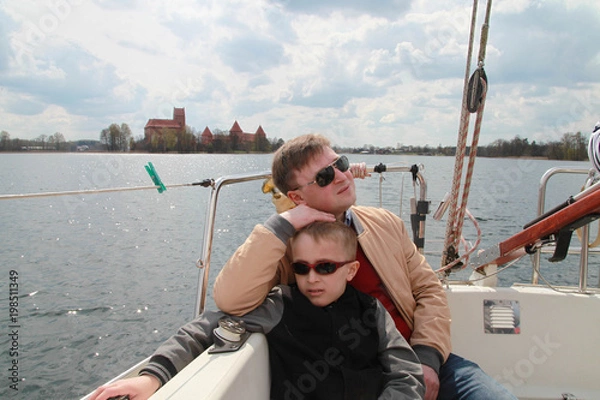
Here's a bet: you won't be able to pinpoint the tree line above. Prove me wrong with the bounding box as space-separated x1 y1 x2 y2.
471 132 588 160
338 132 589 162
1 131 69 151
0 128 591 161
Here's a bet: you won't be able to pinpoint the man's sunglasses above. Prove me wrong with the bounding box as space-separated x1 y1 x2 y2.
291 260 354 275
296 155 350 189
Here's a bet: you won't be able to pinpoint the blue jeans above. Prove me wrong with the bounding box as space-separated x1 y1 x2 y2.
438 353 517 400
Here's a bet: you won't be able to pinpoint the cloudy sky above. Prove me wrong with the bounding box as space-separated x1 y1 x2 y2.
1 0 599 148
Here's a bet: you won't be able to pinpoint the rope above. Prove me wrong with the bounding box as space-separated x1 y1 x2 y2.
442 0 481 266
442 0 493 268
454 78 487 236
436 207 482 275
478 0 493 64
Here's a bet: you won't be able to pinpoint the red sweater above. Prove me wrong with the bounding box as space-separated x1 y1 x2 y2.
350 244 412 341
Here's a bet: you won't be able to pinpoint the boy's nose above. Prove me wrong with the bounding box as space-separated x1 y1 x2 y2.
307 269 320 282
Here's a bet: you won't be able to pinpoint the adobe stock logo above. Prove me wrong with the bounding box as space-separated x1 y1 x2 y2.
495 333 561 392
476 158 536 209
61 154 127 218
282 307 379 400
12 0 84 67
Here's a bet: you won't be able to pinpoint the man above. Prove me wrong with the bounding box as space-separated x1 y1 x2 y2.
213 134 515 400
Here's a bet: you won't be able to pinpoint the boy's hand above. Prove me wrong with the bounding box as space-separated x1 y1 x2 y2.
89 375 160 400
280 204 336 230
422 365 440 400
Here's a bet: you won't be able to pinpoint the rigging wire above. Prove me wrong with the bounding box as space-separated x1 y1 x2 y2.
532 251 595 294
0 182 212 201
0 162 213 201
465 254 525 284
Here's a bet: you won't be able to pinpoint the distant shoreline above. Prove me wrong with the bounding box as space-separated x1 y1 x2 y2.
0 151 565 161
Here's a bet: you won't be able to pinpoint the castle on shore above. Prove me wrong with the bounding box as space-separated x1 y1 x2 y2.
144 107 186 141
200 120 266 145
144 108 267 145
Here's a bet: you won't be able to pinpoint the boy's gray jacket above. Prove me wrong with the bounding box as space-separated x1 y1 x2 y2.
141 285 425 399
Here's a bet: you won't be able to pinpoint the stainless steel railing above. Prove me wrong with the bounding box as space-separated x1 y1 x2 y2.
532 167 600 291
192 165 426 316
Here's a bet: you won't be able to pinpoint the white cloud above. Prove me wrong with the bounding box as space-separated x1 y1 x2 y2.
0 0 599 147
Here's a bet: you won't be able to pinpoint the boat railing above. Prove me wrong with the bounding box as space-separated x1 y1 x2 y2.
193 163 600 316
193 164 426 316
532 166 600 291
193 170 272 316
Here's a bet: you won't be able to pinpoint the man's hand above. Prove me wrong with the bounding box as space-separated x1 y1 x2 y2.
422 364 440 400
280 204 336 230
89 375 160 400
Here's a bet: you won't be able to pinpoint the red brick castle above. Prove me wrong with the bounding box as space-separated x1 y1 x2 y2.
144 108 267 146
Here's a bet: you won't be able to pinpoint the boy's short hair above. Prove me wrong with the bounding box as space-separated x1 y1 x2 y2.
291 221 357 260
272 134 331 195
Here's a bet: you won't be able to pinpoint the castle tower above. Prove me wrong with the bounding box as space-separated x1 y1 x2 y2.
173 108 185 128
201 126 213 145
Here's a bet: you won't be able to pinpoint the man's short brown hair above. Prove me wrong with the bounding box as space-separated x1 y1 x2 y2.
272 134 331 195
291 220 357 261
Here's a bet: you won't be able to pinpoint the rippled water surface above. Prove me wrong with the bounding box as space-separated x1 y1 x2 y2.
0 153 597 398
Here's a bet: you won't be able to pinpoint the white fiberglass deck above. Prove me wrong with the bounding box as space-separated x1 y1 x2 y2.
132 284 600 400
447 284 600 400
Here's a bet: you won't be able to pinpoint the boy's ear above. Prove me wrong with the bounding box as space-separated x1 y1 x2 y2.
346 261 360 281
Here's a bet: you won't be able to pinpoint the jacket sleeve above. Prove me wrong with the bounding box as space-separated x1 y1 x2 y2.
140 310 224 385
213 214 295 315
235 286 286 334
140 288 286 386
395 215 448 373
376 301 425 400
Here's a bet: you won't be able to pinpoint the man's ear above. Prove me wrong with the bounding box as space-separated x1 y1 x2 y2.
346 261 360 281
286 190 306 205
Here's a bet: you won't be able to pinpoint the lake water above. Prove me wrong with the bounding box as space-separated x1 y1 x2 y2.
0 153 598 399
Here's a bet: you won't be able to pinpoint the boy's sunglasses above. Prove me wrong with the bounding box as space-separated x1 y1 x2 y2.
295 155 350 189
291 260 354 275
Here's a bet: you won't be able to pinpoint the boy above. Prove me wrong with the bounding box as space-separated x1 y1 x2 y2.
90 221 425 400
